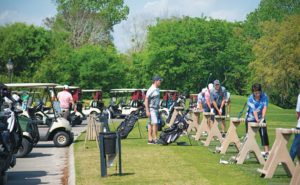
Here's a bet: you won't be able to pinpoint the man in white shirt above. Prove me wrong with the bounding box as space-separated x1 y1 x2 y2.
57 85 76 119
145 76 162 144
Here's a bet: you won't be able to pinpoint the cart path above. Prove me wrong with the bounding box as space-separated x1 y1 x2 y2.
7 122 87 185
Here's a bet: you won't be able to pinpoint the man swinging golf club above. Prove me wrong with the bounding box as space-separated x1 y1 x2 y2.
210 80 227 137
145 76 162 144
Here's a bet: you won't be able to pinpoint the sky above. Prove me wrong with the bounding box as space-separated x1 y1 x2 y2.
0 0 261 53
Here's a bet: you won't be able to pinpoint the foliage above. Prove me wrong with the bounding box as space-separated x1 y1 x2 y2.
0 23 52 80
45 0 129 48
250 14 300 108
143 17 252 94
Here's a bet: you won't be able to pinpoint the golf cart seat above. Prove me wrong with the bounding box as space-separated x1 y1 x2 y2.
90 101 103 109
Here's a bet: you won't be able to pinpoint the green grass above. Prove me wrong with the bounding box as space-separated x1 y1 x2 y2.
74 95 298 185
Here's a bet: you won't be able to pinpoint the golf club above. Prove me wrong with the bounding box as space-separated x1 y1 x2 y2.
238 102 247 119
206 73 212 88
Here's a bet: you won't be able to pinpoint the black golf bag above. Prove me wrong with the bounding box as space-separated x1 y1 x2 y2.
69 112 82 127
117 109 140 139
159 110 189 145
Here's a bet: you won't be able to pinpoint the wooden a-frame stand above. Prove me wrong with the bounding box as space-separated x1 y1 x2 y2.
201 115 224 146
234 122 266 165
167 106 184 127
193 112 214 141
216 118 245 154
257 128 300 178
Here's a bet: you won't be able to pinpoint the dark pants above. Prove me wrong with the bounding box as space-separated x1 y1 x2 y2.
290 127 300 161
211 105 225 121
246 119 269 146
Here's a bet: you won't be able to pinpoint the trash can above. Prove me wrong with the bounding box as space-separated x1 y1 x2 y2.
101 132 117 155
99 132 122 177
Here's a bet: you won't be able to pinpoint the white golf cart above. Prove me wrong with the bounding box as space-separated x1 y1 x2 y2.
6 83 74 147
107 89 145 118
80 89 103 116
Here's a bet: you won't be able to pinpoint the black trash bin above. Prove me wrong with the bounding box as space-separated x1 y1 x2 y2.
101 132 117 155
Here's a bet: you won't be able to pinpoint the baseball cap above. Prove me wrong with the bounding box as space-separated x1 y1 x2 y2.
153 76 163 82
63 85 69 90
214 80 220 85
201 88 207 93
208 83 213 90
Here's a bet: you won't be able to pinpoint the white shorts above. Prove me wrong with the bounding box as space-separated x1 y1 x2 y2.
150 108 159 125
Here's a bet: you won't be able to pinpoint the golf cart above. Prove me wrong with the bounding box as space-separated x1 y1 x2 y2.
159 90 178 121
3 90 40 157
189 94 198 109
81 89 103 116
6 83 74 147
107 89 145 118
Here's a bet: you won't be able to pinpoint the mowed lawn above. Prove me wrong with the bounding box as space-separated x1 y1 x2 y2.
74 95 298 185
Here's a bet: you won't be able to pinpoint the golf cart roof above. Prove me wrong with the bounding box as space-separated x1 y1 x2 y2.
110 89 147 93
160 90 178 93
82 89 102 92
55 85 80 89
5 83 59 88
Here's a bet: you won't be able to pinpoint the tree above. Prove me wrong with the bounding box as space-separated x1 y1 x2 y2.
143 16 251 94
250 14 300 107
45 0 129 49
0 23 53 82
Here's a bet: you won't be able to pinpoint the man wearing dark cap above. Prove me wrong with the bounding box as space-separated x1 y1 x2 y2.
145 76 162 144
210 79 227 137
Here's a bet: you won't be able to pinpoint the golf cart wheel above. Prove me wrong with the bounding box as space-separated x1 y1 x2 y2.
53 131 71 147
15 137 33 158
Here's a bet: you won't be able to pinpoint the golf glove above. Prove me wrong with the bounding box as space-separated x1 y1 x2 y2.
227 114 230 118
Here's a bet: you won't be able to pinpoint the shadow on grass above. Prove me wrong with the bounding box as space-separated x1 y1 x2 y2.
107 172 135 177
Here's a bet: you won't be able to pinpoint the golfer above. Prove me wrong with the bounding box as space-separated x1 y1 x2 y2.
246 83 269 160
57 85 76 120
210 80 226 137
289 93 300 161
145 76 162 144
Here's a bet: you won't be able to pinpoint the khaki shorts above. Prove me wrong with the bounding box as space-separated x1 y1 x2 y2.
150 108 159 125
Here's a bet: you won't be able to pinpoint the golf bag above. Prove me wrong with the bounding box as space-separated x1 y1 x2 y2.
0 85 23 178
117 109 140 139
69 112 82 127
166 92 186 123
159 110 189 145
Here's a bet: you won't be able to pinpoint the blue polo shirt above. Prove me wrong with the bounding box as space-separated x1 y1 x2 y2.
246 93 268 121
197 93 205 105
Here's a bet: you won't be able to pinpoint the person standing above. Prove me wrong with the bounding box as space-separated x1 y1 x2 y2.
145 76 162 144
210 80 226 137
57 85 76 120
246 83 269 160
195 88 207 125
289 93 300 161
21 91 29 110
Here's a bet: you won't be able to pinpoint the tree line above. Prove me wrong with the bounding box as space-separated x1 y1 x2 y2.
0 0 299 108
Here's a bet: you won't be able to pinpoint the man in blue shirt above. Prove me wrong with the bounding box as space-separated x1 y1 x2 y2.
289 93 300 161
246 83 269 160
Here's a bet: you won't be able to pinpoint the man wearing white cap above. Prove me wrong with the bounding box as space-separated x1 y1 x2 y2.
57 85 76 119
